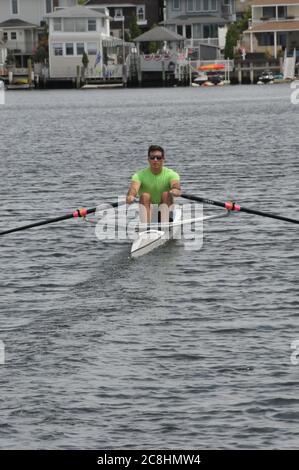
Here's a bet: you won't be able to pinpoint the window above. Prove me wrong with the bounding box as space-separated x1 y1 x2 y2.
53 18 62 31
88 19 96 31
278 6 287 18
187 0 193 11
76 19 86 32
177 25 183 36
53 43 63 56
87 42 97 55
64 19 75 32
137 6 145 20
45 0 52 14
65 43 74 55
63 18 87 32
193 24 201 39
258 32 274 46
76 43 85 55
187 0 216 11
3 32 8 41
211 0 217 10
262 7 275 18
186 25 192 39
203 24 218 38
115 8 123 18
195 0 202 10
173 0 181 9
11 0 18 15
11 32 17 40
203 0 209 11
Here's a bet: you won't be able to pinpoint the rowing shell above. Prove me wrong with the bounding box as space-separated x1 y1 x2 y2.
130 207 229 258
131 206 182 258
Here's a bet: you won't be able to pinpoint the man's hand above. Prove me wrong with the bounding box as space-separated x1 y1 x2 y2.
126 181 140 205
169 188 181 197
126 195 135 204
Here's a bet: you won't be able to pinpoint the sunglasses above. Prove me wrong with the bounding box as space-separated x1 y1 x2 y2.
149 156 164 161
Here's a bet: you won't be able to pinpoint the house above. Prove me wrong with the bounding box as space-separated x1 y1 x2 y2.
132 26 190 85
243 0 299 58
46 5 123 80
0 0 58 67
57 1 78 5
235 0 251 20
0 36 8 73
84 0 164 38
162 0 236 49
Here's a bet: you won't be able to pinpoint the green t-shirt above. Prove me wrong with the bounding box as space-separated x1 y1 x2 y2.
132 166 180 204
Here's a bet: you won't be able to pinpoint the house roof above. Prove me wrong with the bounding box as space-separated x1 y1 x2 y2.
0 19 38 28
244 20 299 33
134 26 184 42
161 15 229 25
46 6 108 18
252 0 299 5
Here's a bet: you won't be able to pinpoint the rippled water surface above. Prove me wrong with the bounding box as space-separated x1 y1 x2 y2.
0 85 299 449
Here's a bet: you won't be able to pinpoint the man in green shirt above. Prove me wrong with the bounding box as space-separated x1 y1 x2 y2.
126 145 181 223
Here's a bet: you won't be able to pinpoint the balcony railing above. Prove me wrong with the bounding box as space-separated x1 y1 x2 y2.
185 38 219 47
251 16 299 24
6 41 35 54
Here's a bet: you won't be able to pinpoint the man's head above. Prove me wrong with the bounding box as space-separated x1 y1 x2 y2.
148 145 165 174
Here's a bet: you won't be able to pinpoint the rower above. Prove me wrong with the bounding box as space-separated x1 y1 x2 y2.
126 145 181 224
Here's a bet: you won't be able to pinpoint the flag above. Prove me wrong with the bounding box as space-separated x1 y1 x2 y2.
94 51 101 68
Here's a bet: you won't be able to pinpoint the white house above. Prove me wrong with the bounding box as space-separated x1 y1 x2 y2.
46 6 115 78
0 0 56 67
0 36 8 71
0 0 56 27
162 0 236 47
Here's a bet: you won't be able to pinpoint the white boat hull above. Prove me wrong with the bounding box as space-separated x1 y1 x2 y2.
131 207 182 258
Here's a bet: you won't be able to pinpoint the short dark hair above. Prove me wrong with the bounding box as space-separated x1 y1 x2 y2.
148 145 164 158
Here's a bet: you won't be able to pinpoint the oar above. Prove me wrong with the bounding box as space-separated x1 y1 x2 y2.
181 193 299 225
0 201 121 236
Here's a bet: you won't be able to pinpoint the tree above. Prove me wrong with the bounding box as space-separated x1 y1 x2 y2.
33 46 47 63
224 23 240 59
148 42 159 53
129 14 141 40
82 51 89 69
33 24 49 64
224 8 252 59
5 52 15 67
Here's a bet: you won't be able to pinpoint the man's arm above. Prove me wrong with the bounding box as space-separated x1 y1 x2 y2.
126 181 141 204
169 179 181 197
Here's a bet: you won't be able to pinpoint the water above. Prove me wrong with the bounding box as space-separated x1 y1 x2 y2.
0 85 299 449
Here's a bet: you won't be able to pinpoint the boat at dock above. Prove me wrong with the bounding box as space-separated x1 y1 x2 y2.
257 70 274 84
